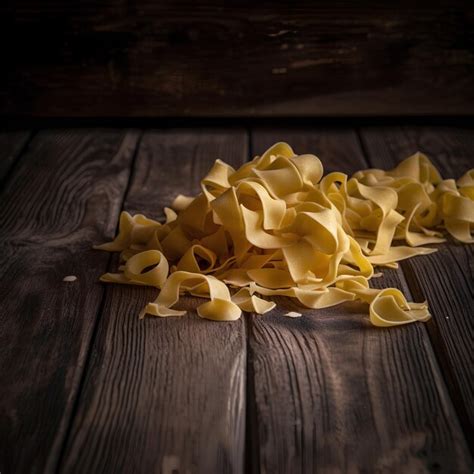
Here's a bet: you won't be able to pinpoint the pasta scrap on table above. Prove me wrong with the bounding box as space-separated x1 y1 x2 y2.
94 142 474 327
63 275 77 282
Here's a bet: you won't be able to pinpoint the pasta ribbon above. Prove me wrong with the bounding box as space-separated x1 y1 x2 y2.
96 143 473 327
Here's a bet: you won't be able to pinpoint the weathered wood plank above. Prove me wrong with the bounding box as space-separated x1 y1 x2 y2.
0 130 140 474
60 129 248 473
246 129 472 473
0 130 32 181
0 130 140 244
360 126 474 443
2 3 474 117
359 126 473 178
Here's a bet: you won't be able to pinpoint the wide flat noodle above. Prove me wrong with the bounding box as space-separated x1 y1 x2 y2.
95 143 474 327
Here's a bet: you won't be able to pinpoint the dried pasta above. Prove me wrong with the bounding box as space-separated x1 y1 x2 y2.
95 143 474 327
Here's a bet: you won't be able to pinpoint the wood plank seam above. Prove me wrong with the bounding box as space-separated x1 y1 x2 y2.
242 128 474 473
358 126 474 452
383 256 468 440
0 130 35 191
244 253 260 474
54 130 145 474
354 130 472 469
398 128 473 437
355 128 473 453
57 129 249 473
0 129 143 473
400 258 474 451
354 127 371 169
238 131 262 474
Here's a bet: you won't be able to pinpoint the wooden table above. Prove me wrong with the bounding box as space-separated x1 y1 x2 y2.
0 125 472 473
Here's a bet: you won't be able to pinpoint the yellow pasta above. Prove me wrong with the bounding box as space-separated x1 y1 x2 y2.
95 143 474 327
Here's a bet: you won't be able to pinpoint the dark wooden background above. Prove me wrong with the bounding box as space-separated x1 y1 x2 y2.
2 1 474 118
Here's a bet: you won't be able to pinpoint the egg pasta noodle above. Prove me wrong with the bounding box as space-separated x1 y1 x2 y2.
95 143 474 327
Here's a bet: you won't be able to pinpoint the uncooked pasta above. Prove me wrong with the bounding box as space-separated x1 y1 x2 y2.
95 143 474 327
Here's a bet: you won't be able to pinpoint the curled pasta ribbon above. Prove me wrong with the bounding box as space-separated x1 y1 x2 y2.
96 143 473 326
94 213 162 252
337 277 430 326
142 271 241 321
232 288 276 314
100 250 168 287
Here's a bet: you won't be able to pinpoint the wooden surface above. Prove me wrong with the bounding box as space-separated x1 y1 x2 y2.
0 130 31 181
60 130 249 473
360 126 474 445
0 125 472 473
247 129 472 473
2 2 474 117
0 130 139 473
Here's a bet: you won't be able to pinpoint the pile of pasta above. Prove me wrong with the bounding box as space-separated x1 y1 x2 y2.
96 142 474 327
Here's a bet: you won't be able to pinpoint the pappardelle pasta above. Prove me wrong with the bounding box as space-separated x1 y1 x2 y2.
95 143 474 327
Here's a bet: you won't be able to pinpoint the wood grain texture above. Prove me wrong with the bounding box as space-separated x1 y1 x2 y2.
0 130 139 474
2 2 474 117
0 130 32 181
60 129 249 473
0 130 140 243
360 126 474 443
247 129 472 473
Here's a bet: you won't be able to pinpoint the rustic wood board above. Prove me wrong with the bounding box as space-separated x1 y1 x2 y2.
246 129 472 473
360 125 474 444
3 3 474 117
59 130 249 473
0 130 32 181
1 126 472 474
0 130 139 473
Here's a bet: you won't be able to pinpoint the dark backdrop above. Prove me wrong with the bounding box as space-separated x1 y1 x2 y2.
2 1 473 118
